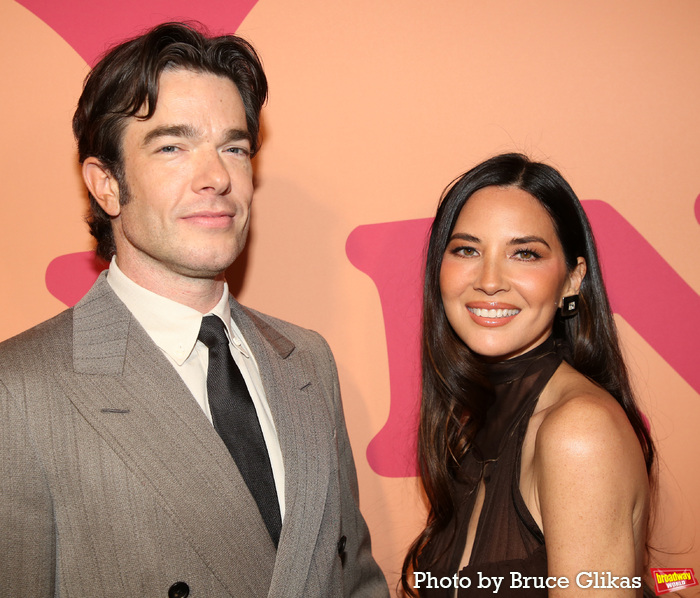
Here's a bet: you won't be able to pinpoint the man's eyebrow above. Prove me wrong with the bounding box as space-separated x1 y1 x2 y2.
222 128 252 145
141 125 252 147
509 235 551 248
141 124 198 147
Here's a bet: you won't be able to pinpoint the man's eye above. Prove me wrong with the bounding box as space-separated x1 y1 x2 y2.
158 145 178 153
226 147 250 156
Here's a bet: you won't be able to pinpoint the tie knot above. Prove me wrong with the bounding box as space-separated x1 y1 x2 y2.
198 315 229 348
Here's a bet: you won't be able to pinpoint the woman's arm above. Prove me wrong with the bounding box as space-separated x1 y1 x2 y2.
534 391 650 597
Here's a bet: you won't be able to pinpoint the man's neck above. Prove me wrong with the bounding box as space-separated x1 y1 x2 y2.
113 256 227 314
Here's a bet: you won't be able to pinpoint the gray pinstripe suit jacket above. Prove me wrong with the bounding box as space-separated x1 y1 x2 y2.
0 273 388 598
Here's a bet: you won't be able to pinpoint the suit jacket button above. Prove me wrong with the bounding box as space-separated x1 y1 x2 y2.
337 535 347 555
168 581 190 598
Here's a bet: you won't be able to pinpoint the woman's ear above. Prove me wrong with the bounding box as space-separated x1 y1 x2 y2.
566 256 587 296
82 158 122 217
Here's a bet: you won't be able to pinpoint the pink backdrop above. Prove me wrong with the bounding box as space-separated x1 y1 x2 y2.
1 0 698 590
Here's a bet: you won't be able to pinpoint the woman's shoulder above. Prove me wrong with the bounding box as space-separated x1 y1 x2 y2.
532 361 649 516
534 362 642 464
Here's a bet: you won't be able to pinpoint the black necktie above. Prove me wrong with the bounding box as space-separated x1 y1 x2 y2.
198 315 282 547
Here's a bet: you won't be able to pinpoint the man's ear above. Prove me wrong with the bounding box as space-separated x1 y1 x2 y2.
82 158 121 217
565 256 587 297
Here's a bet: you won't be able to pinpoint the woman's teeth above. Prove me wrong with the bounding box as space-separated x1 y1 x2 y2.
468 307 519 318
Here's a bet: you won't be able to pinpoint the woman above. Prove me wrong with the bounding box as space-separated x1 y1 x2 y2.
402 154 654 596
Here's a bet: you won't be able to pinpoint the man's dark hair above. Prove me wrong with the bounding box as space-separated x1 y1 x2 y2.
73 22 268 260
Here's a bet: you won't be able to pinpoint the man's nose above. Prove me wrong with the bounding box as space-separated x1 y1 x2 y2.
193 149 232 195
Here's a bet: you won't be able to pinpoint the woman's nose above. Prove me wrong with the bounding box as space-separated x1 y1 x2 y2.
473 256 507 294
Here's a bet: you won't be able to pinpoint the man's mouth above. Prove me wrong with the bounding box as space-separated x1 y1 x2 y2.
182 211 235 228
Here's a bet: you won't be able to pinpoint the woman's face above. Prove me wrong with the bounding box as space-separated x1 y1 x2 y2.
439 185 585 360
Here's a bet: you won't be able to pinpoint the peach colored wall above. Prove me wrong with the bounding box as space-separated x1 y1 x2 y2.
1 0 698 592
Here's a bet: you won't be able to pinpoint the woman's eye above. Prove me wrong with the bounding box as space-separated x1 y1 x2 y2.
451 246 478 257
514 249 540 260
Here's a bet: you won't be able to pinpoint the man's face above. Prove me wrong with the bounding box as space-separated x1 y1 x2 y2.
106 68 254 286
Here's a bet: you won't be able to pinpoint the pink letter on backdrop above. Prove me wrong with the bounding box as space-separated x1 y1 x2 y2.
346 219 431 478
17 0 259 66
347 199 700 478
45 252 108 307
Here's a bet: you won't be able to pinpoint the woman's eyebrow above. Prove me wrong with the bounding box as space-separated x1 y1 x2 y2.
448 233 480 243
509 235 551 249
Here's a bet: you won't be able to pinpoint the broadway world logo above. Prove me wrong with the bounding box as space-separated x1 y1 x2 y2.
651 568 698 595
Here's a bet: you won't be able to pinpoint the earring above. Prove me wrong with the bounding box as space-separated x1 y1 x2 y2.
560 295 579 317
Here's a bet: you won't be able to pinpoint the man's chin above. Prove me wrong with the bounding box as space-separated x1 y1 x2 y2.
174 261 236 280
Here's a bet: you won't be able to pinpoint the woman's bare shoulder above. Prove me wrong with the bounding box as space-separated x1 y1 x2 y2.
535 362 643 466
522 362 647 516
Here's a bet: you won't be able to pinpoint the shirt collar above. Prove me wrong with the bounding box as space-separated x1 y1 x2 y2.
106 258 234 365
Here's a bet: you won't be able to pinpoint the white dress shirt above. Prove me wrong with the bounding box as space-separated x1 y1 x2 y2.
107 259 285 519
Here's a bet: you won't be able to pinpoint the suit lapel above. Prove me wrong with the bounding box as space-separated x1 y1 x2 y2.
68 274 276 596
230 300 334 598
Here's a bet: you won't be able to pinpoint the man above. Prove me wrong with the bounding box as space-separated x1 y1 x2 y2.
0 22 388 598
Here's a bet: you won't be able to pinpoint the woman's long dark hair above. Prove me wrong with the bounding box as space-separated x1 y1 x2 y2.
402 153 655 595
